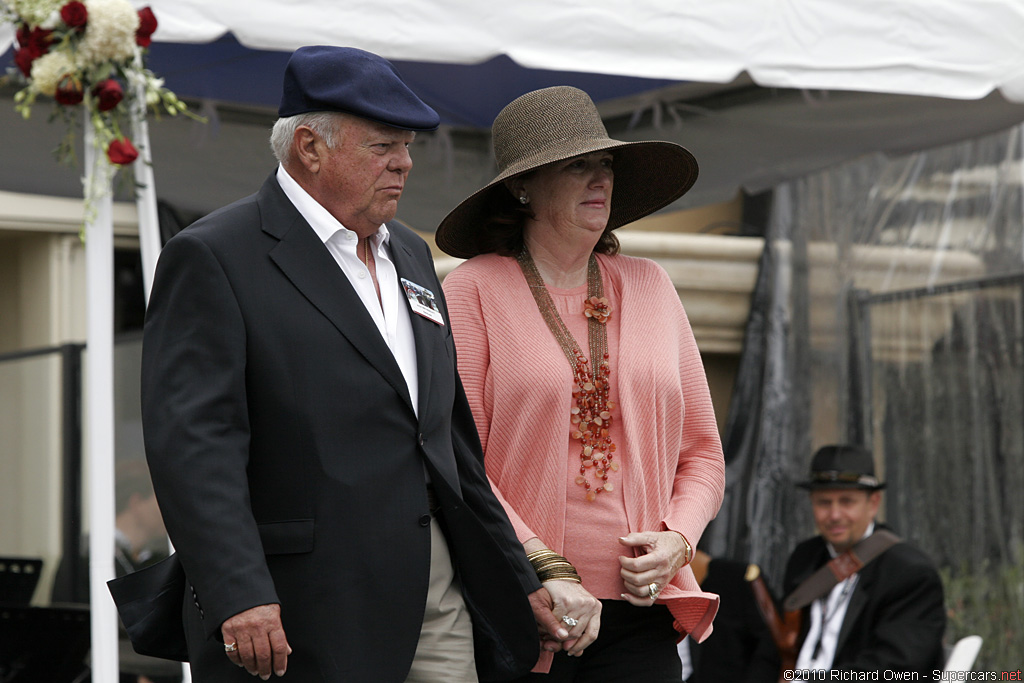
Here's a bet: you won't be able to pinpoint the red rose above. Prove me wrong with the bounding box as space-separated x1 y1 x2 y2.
107 138 139 166
135 7 158 47
13 25 53 76
56 74 85 106
26 27 54 55
14 48 35 77
16 23 53 52
92 79 124 112
60 1 89 29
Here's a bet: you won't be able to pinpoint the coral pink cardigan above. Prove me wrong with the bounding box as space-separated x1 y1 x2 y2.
443 252 724 645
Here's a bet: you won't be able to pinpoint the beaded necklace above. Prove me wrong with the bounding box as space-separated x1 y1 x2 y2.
517 249 618 501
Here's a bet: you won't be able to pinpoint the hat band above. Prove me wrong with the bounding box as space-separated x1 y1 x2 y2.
811 471 880 487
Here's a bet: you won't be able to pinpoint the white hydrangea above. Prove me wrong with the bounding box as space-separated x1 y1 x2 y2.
76 0 140 65
10 0 62 27
29 49 77 96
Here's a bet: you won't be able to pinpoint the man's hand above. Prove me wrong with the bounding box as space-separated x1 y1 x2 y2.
221 603 291 679
528 586 568 652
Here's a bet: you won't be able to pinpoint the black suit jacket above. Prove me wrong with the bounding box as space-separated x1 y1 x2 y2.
687 559 778 683
782 527 946 675
141 173 540 682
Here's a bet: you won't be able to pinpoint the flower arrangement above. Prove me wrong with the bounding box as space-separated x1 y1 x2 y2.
2 0 194 171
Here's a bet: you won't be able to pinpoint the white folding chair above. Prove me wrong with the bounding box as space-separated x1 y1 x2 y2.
943 635 983 672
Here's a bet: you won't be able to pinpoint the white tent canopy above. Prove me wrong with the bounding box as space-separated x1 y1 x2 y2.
4 0 1024 231
5 0 1022 102
98 0 1024 103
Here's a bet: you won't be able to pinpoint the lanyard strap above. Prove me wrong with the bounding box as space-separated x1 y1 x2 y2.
782 529 901 612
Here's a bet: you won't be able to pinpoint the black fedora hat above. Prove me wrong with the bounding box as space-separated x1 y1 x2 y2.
797 444 886 491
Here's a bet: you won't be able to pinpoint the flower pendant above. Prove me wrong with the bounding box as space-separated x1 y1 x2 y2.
583 296 612 324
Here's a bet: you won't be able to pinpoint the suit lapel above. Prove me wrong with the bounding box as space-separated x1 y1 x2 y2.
834 526 894 658
388 225 464 494
799 537 868 659
387 226 442 419
836 559 873 657
258 177 415 413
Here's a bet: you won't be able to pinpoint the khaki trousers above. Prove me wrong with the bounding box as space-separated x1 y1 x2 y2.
405 516 478 683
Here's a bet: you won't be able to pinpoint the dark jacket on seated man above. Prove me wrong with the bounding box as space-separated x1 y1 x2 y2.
782 445 946 675
683 551 778 683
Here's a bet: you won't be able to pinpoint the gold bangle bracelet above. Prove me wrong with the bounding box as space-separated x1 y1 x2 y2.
532 561 573 573
528 549 581 583
526 550 563 563
538 572 582 583
678 532 693 566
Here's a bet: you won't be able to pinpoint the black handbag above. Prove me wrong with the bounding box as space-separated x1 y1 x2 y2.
107 552 189 661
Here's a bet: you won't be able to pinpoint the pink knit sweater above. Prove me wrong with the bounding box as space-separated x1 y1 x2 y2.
443 252 725 645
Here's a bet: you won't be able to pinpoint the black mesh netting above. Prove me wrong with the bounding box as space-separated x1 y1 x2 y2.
707 123 1024 668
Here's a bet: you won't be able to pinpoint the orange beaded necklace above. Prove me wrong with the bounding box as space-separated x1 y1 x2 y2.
518 249 618 501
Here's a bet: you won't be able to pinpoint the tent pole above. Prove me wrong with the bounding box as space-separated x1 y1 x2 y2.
132 87 161 303
84 112 119 683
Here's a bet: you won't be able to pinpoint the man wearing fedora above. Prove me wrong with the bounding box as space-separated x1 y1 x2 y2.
781 444 946 676
141 46 562 682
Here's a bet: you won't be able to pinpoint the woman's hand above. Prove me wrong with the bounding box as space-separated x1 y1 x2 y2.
617 531 689 606
522 537 601 656
541 579 602 656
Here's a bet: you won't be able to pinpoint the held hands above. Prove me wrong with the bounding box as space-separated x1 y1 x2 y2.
618 531 690 606
221 603 292 679
539 579 602 656
523 538 601 657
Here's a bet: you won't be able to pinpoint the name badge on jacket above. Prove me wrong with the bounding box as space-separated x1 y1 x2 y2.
401 278 445 326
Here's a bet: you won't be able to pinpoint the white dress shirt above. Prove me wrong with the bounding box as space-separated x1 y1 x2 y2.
276 164 419 416
677 635 693 681
795 522 875 672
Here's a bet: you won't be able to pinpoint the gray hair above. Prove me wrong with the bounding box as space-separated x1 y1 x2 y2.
270 111 350 164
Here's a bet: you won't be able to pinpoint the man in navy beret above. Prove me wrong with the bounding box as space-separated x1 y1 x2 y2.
141 45 564 682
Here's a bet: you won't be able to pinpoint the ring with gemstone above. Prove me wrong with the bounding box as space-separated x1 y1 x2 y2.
648 582 660 599
224 641 238 653
561 615 579 628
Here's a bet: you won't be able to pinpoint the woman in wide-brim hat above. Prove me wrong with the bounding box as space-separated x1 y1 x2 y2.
437 85 725 680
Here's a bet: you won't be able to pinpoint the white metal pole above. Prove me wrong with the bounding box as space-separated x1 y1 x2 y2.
132 87 161 304
83 114 119 682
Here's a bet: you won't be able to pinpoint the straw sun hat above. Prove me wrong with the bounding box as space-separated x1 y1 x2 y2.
434 85 699 259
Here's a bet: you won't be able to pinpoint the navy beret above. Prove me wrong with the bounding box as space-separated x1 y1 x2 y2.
278 45 440 131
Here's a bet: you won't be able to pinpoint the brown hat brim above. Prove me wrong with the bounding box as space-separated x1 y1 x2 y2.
435 138 697 260
796 476 886 491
